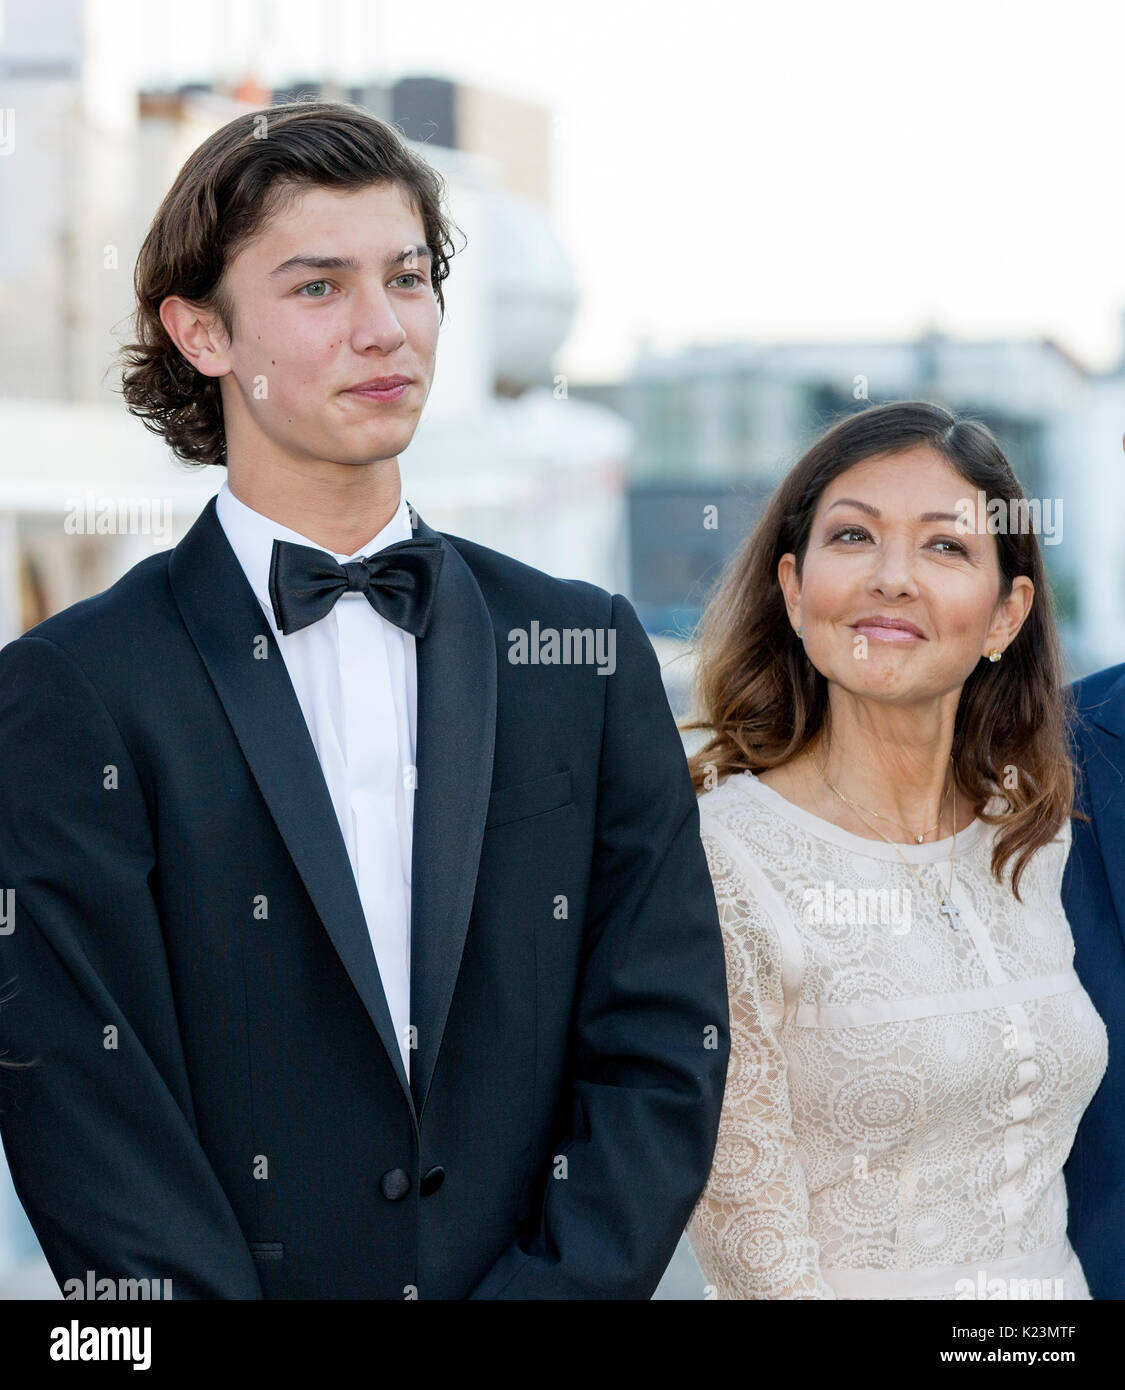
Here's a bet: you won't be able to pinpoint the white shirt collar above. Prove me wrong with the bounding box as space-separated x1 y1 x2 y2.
215 477 415 618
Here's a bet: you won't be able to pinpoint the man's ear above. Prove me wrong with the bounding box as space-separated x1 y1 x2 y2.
159 296 232 380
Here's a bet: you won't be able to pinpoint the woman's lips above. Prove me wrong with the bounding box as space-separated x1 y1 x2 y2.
851 622 925 643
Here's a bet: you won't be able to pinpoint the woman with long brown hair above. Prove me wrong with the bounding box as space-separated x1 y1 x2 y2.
682 400 1107 1299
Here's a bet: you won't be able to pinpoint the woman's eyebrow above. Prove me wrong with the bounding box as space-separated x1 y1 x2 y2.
825 498 963 523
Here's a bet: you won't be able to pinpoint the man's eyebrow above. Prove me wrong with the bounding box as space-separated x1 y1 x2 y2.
268 245 434 279
825 498 964 524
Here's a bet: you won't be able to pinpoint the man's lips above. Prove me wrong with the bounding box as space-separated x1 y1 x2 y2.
850 617 926 643
345 377 412 401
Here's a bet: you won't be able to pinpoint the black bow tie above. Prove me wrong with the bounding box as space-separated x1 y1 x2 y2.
268 535 444 637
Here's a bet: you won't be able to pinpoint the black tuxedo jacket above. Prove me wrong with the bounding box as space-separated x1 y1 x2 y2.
0 495 729 1299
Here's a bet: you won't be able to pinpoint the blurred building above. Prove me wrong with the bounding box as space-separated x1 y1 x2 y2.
391 76 554 207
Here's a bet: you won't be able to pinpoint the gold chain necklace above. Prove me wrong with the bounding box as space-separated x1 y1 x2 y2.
810 751 962 930
822 768 951 843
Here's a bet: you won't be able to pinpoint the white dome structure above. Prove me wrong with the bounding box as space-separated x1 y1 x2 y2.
486 188 579 390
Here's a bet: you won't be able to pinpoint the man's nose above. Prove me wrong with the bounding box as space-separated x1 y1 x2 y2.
354 285 407 351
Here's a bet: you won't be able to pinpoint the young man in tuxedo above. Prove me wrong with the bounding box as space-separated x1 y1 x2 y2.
0 101 729 1299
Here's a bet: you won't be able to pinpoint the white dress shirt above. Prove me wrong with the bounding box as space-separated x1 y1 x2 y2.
215 478 417 1078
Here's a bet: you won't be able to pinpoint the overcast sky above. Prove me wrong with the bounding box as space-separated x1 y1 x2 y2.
129 0 1125 380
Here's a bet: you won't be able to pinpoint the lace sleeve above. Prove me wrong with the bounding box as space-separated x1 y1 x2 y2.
687 817 836 1299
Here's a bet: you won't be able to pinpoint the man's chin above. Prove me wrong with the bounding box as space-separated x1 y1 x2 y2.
313 424 418 468
334 414 420 461
317 451 404 469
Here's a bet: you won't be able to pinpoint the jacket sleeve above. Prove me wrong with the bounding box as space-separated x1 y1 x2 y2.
0 634 264 1299
686 815 836 1298
468 592 731 1298
1062 686 1125 1300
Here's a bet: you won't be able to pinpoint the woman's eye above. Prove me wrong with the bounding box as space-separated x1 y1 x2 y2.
827 525 968 556
297 280 334 298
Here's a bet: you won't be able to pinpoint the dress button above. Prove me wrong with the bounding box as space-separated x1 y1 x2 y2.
420 1165 445 1196
380 1168 411 1201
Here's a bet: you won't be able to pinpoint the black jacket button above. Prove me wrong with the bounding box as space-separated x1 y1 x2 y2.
420 1165 445 1196
380 1168 411 1201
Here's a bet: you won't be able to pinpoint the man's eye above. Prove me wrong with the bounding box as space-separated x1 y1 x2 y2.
296 280 334 298
391 273 424 288
828 526 870 543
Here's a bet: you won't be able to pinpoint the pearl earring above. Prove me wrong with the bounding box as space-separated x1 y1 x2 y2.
988 649 1002 662
796 626 803 638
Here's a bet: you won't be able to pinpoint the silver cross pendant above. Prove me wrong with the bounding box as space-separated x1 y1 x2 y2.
939 895 961 930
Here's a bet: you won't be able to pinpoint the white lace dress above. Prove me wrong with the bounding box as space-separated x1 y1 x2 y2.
687 771 1108 1300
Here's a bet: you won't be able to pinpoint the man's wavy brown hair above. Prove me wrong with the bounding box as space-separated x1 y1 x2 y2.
118 99 461 468
680 399 1079 902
